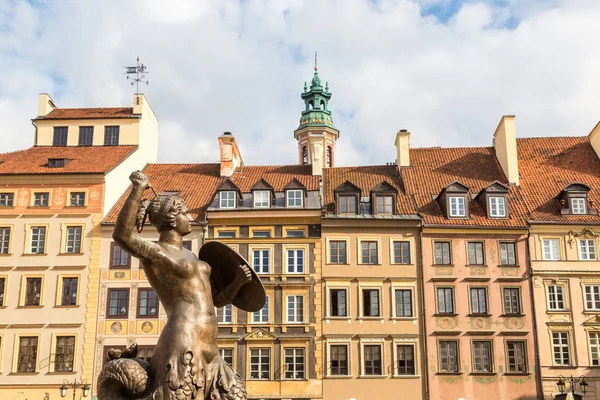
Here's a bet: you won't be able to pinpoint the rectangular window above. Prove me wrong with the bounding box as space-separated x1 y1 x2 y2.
571 197 587 214
287 249 304 273
252 230 271 238
590 333 600 366
287 295 304 323
61 277 78 306
104 126 120 145
0 227 10 254
506 341 527 372
78 126 94 146
65 226 82 253
253 191 270 208
579 239 597 260
467 242 484 265
220 348 234 367
217 230 236 238
489 196 506 217
252 249 269 274
437 287 454 314
17 336 38 372
585 285 600 311
110 243 131 268
393 241 411 264
449 196 466 217
500 242 517 265
338 195 356 214
252 296 269 323
284 348 305 379
25 277 42 306
286 229 305 238
249 348 270 380
54 336 75 372
0 193 14 207
138 346 154 363
69 192 86 207
138 288 158 317
219 191 236 209
395 289 413 317
363 345 382 375
472 341 493 373
33 192 49 207
376 195 393 214
330 345 348 376
0 277 5 306
286 190 303 207
361 241 378 264
552 332 571 366
439 341 459 373
543 239 560 260
470 287 488 314
547 285 566 311
330 240 347 264
53 127 68 146
396 345 415 375
503 288 521 314
330 289 347 317
362 289 380 317
434 242 451 265
107 289 129 318
217 304 233 324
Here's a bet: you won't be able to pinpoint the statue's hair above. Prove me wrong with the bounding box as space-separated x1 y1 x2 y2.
136 196 187 233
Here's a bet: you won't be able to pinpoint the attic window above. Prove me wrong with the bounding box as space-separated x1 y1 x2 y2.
48 158 71 168
489 197 506 217
557 183 596 216
449 196 466 217
438 181 469 219
253 190 271 208
571 198 586 214
220 191 236 209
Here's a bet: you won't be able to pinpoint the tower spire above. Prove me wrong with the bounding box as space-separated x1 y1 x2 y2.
314 51 318 71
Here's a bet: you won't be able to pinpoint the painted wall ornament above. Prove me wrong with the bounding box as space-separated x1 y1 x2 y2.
97 171 265 400
567 228 600 248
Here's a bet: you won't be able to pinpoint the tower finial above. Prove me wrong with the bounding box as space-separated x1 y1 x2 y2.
314 51 318 71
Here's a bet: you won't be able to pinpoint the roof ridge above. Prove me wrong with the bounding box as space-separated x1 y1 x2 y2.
517 135 589 141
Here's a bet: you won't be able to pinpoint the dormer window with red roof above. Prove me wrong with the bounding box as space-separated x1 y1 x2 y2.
216 179 241 209
284 178 306 208
220 192 236 209
334 181 360 215
475 182 510 219
251 179 274 209
557 183 596 216
48 158 71 168
371 182 397 215
438 182 469 219
489 197 506 217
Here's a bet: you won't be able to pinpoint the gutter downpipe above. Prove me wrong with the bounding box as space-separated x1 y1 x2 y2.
526 227 544 399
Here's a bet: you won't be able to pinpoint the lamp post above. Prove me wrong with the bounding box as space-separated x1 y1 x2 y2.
59 379 90 400
556 375 589 397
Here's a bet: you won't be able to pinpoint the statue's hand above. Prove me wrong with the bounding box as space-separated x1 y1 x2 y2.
236 264 253 285
130 171 150 189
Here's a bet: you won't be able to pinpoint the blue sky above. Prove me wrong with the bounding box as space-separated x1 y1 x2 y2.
0 0 598 166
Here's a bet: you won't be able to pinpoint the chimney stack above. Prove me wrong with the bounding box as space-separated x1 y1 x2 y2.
38 93 56 117
493 115 519 186
218 132 243 177
395 130 410 168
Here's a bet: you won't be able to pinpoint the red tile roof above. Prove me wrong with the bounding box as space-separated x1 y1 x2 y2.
229 165 320 192
36 107 136 120
517 137 600 223
0 145 137 175
323 165 416 215
401 146 528 227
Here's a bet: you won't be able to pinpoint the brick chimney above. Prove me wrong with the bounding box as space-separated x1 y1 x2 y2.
218 132 243 177
395 130 410 167
38 93 56 117
493 115 519 185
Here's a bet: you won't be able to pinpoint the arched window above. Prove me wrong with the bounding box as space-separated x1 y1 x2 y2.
327 146 332 167
308 101 314 110
302 146 308 165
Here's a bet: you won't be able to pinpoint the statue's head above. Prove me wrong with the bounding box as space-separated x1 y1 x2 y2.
137 196 193 235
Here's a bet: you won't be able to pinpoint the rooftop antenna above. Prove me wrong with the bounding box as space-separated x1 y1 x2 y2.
124 56 149 94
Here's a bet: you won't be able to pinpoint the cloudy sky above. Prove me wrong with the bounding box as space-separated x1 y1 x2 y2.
1 0 599 166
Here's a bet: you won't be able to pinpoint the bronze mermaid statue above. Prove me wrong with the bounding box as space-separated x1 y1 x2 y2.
97 171 265 400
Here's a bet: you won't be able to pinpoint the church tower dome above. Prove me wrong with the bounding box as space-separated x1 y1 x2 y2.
294 54 340 176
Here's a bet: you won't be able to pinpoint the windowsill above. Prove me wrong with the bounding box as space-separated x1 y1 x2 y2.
392 374 421 379
106 316 129 319
468 314 491 317
583 311 600 315
358 263 382 266
501 313 525 317
434 313 458 317
281 378 308 381
28 206 50 209
546 310 570 314
0 253 12 256
326 316 351 320
548 366 576 369
64 205 86 208
358 316 384 320
435 372 462 376
21 253 47 256
18 305 43 309
391 317 417 321
109 266 132 270
55 305 80 308
10 372 40 375
504 372 531 376
47 371 77 375
469 372 497 376
497 264 520 268
467 264 488 267
390 263 413 266
58 253 84 256
325 375 353 379
432 264 454 267
358 375 386 379
326 263 350 266
137 315 159 319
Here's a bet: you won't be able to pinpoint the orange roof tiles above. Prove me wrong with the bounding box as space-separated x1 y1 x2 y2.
36 107 136 120
517 137 600 223
0 145 137 175
229 165 319 192
402 146 528 227
323 165 415 215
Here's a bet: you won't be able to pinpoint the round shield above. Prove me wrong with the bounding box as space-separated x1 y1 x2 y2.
198 241 266 312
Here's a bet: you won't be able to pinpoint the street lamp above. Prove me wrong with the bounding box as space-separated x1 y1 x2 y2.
556 375 588 397
60 379 90 400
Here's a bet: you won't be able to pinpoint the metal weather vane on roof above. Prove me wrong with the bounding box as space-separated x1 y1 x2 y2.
124 56 149 94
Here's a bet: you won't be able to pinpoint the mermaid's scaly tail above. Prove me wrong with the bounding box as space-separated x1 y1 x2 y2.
97 350 156 400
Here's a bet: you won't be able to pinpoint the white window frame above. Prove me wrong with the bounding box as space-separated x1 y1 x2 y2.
0 227 10 254
489 196 506 217
249 348 270 380
251 296 269 323
552 331 571 366
283 348 305 380
590 332 600 366
585 285 600 311
219 191 236 209
571 197 587 214
286 295 304 323
286 190 303 207
65 226 82 254
253 191 270 208
449 196 466 217
216 304 233 324
30 226 47 254
542 239 560 260
547 284 566 311
286 249 305 274
579 239 597 260
252 249 270 274
219 347 234 367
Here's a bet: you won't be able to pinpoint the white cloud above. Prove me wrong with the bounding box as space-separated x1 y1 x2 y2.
1 0 600 167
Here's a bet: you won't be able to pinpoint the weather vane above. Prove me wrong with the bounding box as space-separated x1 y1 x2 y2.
124 56 149 94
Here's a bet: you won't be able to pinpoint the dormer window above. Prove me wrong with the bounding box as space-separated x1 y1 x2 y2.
338 195 356 214
449 196 465 217
489 197 506 217
571 198 587 214
220 191 236 209
286 190 303 207
375 195 393 214
253 191 271 208
48 158 71 168
557 183 596 216
370 182 397 215
475 182 509 219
